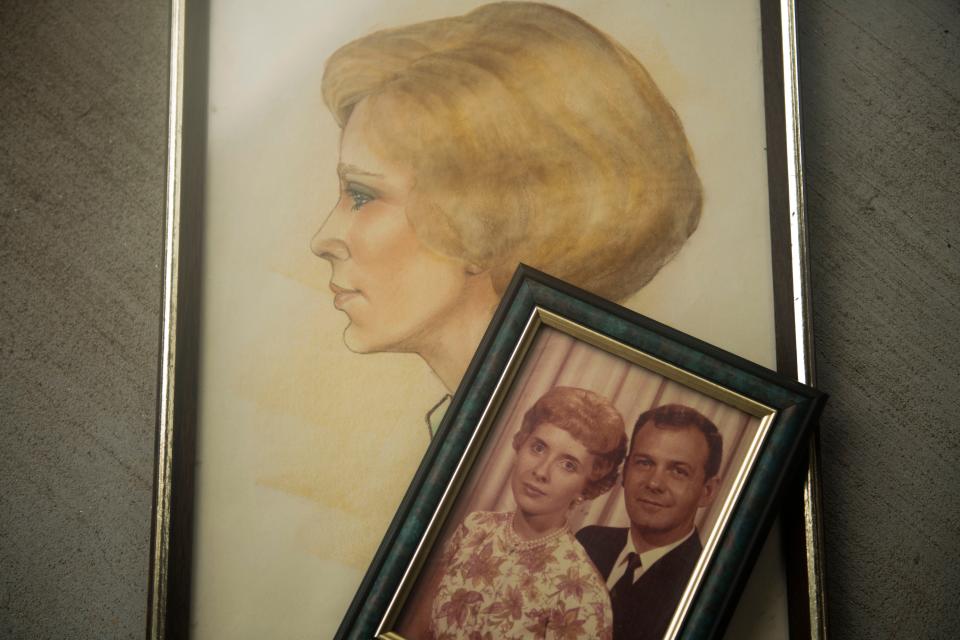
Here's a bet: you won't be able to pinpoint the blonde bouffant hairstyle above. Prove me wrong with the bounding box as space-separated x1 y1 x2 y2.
322 2 702 300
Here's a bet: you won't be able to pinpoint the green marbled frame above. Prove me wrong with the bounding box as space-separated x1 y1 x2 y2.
336 265 826 640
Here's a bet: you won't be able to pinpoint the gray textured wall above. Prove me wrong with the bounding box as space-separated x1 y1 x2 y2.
1 1 167 637
799 1 960 637
1 0 957 638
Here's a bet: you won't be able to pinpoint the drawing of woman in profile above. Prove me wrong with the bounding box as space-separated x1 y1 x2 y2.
312 2 702 430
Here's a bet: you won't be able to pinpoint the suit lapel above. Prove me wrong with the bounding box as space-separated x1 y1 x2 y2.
628 533 703 604
597 527 630 579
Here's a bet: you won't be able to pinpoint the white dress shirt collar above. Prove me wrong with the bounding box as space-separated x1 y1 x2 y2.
605 528 696 590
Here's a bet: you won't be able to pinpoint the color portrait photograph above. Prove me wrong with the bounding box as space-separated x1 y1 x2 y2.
392 326 766 640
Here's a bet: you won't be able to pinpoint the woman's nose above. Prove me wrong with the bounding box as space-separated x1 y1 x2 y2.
532 459 551 481
311 204 351 261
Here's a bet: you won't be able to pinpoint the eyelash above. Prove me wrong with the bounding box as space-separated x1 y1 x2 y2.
529 441 578 472
633 458 690 477
346 189 374 211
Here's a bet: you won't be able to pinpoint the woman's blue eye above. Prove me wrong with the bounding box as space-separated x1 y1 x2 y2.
348 189 374 211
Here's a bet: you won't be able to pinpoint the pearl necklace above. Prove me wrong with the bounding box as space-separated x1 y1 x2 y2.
504 513 569 552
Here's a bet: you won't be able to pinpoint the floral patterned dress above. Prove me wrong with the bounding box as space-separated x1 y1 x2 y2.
429 511 613 640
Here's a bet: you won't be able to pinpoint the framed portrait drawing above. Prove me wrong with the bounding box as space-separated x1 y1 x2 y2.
335 266 826 640
149 1 825 639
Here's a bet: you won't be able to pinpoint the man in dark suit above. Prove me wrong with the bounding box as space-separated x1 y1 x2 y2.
577 404 723 640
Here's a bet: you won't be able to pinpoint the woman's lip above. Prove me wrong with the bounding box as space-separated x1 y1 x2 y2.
522 482 546 498
329 282 358 294
330 283 361 309
333 290 360 309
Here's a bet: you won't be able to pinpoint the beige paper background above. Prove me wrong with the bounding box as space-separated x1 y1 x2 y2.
193 1 783 637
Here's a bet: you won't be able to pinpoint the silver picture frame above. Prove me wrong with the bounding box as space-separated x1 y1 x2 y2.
147 1 827 638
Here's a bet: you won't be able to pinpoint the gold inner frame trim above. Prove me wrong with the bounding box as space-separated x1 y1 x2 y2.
376 307 778 640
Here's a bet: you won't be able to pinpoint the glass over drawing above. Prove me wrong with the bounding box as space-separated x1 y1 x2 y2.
191 1 782 636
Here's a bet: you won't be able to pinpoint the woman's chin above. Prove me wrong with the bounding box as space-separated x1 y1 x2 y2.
342 325 377 354
342 323 402 355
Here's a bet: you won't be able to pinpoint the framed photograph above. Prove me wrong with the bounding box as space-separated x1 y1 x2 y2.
149 1 825 638
337 266 826 640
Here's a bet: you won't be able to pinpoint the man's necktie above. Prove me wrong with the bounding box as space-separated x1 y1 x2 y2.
611 552 642 600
